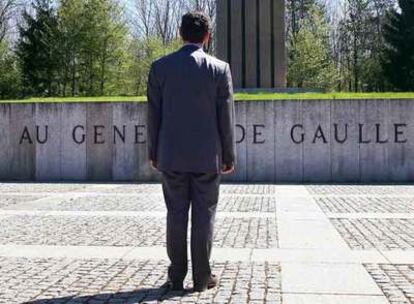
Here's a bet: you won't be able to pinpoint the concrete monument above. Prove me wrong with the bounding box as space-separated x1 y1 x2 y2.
1 99 413 183
216 0 287 88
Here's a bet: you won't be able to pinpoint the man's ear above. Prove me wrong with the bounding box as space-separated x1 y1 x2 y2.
179 27 183 39
203 32 211 44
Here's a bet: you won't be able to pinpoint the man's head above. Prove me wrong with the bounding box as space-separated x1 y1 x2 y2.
179 11 211 45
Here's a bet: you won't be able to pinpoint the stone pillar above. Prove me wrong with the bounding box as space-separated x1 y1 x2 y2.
216 0 287 89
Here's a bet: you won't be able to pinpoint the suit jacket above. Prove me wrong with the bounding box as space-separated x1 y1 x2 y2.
147 43 236 173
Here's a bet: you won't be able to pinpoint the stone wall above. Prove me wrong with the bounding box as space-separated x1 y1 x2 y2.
0 99 413 183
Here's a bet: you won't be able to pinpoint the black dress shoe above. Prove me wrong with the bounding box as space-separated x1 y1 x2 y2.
161 280 184 291
193 274 218 292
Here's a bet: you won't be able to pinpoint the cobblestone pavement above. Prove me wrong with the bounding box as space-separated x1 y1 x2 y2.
0 195 46 209
0 184 278 195
316 196 414 213
0 257 282 304
1 183 414 303
330 218 414 250
365 264 414 304
307 185 414 196
0 215 277 248
305 185 414 304
4 195 276 213
0 184 91 193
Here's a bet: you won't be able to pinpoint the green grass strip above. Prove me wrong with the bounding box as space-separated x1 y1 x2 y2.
1 92 414 103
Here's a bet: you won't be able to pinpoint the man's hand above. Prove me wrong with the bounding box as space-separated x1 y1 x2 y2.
149 160 158 171
221 163 235 175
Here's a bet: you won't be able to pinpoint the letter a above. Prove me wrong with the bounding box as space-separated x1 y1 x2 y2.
19 127 33 144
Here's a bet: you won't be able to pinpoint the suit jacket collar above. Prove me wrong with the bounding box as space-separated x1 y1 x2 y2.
180 43 204 53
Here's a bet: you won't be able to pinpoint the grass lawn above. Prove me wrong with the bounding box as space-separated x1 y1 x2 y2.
1 92 414 103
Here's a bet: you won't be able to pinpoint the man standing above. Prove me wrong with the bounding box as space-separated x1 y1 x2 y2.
147 12 236 292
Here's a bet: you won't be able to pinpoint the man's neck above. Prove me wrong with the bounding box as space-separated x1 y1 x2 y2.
184 41 203 48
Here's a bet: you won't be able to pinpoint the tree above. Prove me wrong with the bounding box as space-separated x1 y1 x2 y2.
333 0 396 91
132 0 184 45
131 0 216 51
58 0 130 96
339 0 370 92
78 0 129 96
57 0 83 96
0 0 19 43
0 40 21 98
16 0 60 96
288 4 338 90
382 0 414 91
128 36 181 96
131 0 156 39
286 0 317 39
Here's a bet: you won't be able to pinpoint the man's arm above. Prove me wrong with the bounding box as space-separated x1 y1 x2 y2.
147 63 162 168
217 63 236 172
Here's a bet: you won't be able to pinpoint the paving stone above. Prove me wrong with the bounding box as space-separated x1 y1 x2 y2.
316 196 414 213
10 194 276 213
80 184 163 194
0 257 281 304
2 182 413 303
365 264 414 304
330 218 414 250
220 185 276 195
78 184 277 196
307 185 414 196
0 215 277 248
0 183 90 193
0 195 45 209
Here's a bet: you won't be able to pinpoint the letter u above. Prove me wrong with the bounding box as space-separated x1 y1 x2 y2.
334 124 348 144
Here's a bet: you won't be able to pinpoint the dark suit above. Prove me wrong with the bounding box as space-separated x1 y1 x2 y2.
147 43 236 287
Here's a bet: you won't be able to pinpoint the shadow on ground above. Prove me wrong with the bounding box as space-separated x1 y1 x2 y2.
22 287 194 303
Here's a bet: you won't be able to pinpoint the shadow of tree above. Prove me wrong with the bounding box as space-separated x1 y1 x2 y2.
22 286 194 304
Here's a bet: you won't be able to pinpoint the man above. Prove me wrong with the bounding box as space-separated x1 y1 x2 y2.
147 11 236 292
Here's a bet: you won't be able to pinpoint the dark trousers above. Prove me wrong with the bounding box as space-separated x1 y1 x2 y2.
161 171 221 286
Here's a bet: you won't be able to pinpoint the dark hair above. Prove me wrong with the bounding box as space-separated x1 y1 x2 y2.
180 11 211 43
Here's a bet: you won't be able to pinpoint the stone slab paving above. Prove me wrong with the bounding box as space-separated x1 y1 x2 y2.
3 183 414 303
305 185 414 304
274 186 387 304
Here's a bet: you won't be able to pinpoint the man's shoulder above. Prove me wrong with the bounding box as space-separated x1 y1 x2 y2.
151 49 229 75
204 53 229 72
150 51 179 70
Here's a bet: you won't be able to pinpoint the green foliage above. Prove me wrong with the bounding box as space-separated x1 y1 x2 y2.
288 5 338 91
57 0 130 96
2 0 413 99
16 0 60 96
327 0 395 92
382 0 414 91
15 0 132 97
9 0 184 99
286 0 317 37
360 55 387 91
127 37 181 96
0 41 21 98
